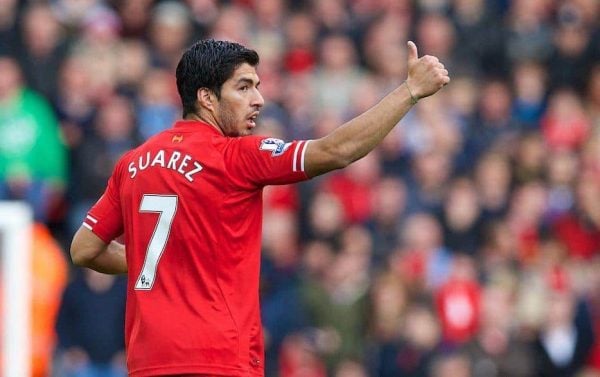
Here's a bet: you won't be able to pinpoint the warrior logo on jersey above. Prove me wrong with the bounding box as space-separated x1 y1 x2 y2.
259 138 292 157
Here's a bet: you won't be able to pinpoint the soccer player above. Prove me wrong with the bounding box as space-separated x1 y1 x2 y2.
70 39 449 376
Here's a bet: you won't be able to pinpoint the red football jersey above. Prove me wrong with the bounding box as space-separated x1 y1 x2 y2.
82 120 311 376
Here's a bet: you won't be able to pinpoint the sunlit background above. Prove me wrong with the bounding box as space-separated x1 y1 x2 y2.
1 0 599 376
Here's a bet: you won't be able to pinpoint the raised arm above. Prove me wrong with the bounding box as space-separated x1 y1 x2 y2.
304 41 450 177
71 226 127 275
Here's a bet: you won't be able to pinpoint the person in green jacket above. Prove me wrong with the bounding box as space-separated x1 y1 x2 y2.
0 56 67 221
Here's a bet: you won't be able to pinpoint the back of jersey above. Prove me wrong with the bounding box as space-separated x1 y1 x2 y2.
84 120 310 377
119 124 250 376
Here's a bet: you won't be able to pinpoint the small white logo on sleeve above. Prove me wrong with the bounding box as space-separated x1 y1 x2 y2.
259 138 292 157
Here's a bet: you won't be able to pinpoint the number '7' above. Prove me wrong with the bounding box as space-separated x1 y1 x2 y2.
135 194 178 290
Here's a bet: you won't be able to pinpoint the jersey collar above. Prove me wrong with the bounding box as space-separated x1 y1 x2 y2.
173 120 223 135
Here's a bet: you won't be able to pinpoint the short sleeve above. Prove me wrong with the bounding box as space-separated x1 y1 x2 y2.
225 136 312 188
82 161 125 243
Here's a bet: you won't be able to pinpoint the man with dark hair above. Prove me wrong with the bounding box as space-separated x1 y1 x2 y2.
70 39 449 376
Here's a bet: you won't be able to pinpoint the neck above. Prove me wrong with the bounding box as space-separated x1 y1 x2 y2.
184 112 223 135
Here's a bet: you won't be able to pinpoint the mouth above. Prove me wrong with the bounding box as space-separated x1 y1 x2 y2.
246 112 259 128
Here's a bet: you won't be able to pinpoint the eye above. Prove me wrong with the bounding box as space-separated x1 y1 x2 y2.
240 85 249 92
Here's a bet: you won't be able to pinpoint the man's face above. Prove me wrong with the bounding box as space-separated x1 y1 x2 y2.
215 63 264 137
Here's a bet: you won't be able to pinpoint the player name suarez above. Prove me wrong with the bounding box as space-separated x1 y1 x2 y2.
127 149 204 182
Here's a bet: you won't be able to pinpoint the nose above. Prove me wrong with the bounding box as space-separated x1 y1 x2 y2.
252 88 264 109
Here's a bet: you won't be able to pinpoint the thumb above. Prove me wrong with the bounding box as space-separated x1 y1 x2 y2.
407 41 418 64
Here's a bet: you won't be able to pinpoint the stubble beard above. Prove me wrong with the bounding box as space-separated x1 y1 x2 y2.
218 101 249 137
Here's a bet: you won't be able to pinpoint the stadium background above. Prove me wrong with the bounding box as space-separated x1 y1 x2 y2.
1 0 600 376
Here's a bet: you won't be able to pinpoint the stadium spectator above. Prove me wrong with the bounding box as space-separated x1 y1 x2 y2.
463 279 536 376
0 56 67 222
67 95 142 236
147 1 192 69
300 226 372 371
55 269 126 377
0 0 19 56
31 223 68 377
438 177 484 256
136 68 179 140
533 288 595 376
53 55 96 150
17 3 69 100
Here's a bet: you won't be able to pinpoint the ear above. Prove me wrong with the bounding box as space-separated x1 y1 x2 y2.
197 88 217 111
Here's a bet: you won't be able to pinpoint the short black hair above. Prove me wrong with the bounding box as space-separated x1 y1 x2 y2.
176 39 259 117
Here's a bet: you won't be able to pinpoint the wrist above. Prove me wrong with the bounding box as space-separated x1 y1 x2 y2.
404 80 419 105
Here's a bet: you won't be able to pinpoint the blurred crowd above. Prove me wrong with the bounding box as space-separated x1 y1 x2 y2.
1 0 600 376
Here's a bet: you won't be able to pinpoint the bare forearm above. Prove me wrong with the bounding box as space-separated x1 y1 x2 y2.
79 241 127 275
332 85 413 162
305 85 414 177
304 42 449 178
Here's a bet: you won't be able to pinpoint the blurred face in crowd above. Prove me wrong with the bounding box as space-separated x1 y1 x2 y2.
402 213 442 251
212 5 250 43
547 149 578 186
555 17 589 57
446 77 478 117
588 65 600 104
509 182 548 224
413 151 451 190
334 359 368 377
454 0 485 22
302 240 335 278
372 177 406 225
309 191 345 237
416 13 455 57
575 173 600 217
481 284 514 330
545 291 575 328
515 133 546 174
431 354 471 377
513 61 547 102
286 13 317 48
262 210 298 265
480 81 512 122
209 63 264 137
150 2 190 57
96 96 135 140
0 57 21 100
320 35 357 70
403 305 441 350
141 69 174 105
117 40 150 87
23 3 61 55
370 272 407 339
445 178 480 230
475 153 511 206
0 0 17 19
118 0 152 34
545 89 587 122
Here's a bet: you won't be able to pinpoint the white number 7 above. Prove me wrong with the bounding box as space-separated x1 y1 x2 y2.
135 194 178 290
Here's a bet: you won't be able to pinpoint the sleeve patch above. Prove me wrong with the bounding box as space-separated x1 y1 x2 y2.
259 138 292 157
